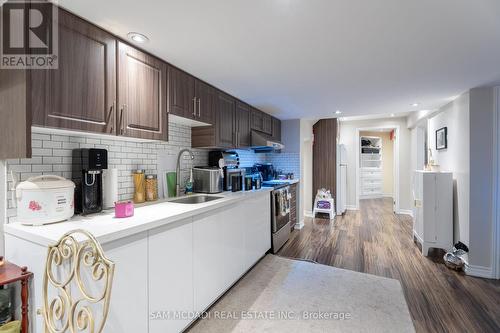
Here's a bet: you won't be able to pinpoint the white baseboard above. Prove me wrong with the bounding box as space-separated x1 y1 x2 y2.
398 209 414 217
294 219 305 230
382 194 394 198
346 205 358 211
304 210 314 218
465 265 496 279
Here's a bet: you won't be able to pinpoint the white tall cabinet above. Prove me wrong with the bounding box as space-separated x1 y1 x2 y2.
413 171 453 256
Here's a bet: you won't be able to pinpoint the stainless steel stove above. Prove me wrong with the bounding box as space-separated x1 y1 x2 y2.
263 181 291 253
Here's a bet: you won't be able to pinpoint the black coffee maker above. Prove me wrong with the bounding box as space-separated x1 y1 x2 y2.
72 148 108 214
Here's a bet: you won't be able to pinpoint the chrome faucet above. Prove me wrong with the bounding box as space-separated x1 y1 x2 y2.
176 148 195 197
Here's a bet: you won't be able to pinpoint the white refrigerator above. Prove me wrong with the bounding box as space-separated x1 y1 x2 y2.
336 144 347 215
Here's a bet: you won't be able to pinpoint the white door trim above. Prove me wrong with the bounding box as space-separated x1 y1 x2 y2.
493 86 500 279
355 126 400 213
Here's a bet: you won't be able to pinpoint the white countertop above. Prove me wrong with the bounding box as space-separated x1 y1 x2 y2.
262 178 300 185
4 188 272 247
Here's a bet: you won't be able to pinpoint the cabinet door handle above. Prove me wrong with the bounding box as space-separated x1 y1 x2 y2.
119 105 125 135
197 98 201 118
109 101 116 133
192 97 197 117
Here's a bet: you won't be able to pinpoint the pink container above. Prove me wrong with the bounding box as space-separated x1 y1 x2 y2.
115 201 134 218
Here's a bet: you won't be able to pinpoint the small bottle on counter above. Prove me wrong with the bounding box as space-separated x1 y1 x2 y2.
132 170 146 203
145 174 158 201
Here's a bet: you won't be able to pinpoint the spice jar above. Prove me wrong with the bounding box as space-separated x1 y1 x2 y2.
132 170 146 203
145 174 158 201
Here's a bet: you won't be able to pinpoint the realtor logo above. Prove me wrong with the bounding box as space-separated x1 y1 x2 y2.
1 0 58 69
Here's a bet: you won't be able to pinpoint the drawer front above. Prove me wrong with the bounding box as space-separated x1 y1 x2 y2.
361 170 382 179
361 178 382 187
361 187 382 196
362 182 382 190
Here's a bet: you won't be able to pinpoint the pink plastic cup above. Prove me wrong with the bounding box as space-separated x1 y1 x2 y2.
115 201 134 218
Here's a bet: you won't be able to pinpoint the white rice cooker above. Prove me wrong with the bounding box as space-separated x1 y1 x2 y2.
14 175 75 225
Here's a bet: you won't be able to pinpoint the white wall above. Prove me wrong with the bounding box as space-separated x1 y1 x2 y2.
300 119 315 220
468 87 496 269
427 92 470 245
339 117 412 212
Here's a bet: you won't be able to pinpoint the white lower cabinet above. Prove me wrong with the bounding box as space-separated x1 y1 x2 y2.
243 194 271 268
103 232 150 333
5 193 271 333
149 220 194 333
192 205 246 313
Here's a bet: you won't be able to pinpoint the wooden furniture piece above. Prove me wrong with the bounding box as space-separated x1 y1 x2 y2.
413 171 453 256
118 42 168 140
271 116 282 141
168 66 195 119
0 258 33 333
234 102 251 148
312 119 338 205
40 230 115 333
0 69 31 159
191 92 236 148
360 136 383 198
31 9 116 135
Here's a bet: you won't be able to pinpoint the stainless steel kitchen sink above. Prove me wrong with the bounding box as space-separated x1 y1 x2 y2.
168 195 224 204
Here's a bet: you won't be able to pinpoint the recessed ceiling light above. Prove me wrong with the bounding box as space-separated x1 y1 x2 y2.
410 103 420 107
390 113 395 117
335 110 342 114
127 32 149 43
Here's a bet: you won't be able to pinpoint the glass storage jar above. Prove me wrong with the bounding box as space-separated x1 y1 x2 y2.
132 170 146 203
145 174 158 201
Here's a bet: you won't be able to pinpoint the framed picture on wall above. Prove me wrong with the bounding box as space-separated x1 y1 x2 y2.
436 127 447 150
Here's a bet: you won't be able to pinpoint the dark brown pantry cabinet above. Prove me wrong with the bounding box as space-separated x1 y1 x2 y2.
234 102 251 147
31 9 116 134
118 42 168 140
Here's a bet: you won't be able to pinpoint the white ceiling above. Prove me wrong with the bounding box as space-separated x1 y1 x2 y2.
58 0 500 120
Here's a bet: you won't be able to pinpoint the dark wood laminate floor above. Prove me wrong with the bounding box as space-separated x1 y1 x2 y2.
278 198 500 333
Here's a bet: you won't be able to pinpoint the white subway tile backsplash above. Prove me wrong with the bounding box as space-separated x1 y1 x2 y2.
43 140 62 149
6 123 208 223
43 156 62 164
32 164 53 172
51 135 70 142
32 148 52 156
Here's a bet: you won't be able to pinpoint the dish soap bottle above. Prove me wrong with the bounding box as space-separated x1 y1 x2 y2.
185 169 194 195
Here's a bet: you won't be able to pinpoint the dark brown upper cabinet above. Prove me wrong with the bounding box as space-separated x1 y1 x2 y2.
235 102 251 147
251 108 264 132
271 117 282 142
262 113 272 135
191 91 235 148
117 42 168 140
168 66 195 119
216 93 236 148
31 9 116 134
195 80 216 124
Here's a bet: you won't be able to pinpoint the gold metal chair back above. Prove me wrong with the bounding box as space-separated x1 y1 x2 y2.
41 229 115 333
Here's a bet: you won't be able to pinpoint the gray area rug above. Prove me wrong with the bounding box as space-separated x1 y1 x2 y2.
188 255 414 333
